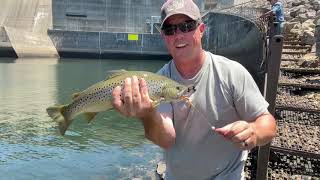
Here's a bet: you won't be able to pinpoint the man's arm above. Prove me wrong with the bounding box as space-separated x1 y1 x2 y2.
259 10 275 22
112 76 176 149
249 113 276 146
140 107 175 149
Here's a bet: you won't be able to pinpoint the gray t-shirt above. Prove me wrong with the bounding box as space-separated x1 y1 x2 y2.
157 51 269 180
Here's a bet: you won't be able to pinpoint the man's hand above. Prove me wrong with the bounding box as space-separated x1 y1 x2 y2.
112 76 176 149
214 121 257 150
112 76 154 119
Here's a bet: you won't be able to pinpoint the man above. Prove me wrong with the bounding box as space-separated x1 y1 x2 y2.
260 0 285 34
112 0 276 179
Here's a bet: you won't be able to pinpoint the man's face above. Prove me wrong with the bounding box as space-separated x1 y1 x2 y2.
161 14 205 62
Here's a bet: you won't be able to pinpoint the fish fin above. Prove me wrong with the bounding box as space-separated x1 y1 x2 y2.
71 92 81 100
106 69 127 79
151 100 161 108
84 112 98 123
46 105 71 135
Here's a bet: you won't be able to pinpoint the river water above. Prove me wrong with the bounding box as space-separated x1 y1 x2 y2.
0 58 169 180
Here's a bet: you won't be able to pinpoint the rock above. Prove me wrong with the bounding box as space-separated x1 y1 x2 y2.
290 23 303 36
300 31 315 45
311 0 320 11
283 21 300 34
289 5 306 18
292 1 306 7
311 44 316 53
306 10 317 19
301 19 316 32
289 18 302 23
284 12 293 21
301 52 318 61
300 59 320 67
314 14 320 24
156 161 166 180
297 13 309 23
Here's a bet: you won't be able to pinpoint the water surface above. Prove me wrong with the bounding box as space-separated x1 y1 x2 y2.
0 58 168 180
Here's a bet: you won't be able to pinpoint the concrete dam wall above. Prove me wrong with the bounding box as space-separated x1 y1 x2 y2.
52 0 204 33
0 0 267 80
48 30 169 59
0 0 58 58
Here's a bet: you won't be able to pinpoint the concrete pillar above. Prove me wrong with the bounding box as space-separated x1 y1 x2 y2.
316 19 320 57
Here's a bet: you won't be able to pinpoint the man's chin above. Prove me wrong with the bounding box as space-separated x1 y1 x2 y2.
173 54 193 62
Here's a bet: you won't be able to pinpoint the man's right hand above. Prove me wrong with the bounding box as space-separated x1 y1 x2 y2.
112 76 154 119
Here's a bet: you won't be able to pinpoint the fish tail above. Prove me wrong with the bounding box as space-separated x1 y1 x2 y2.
46 105 71 135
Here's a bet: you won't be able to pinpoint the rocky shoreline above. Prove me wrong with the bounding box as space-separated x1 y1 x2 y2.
247 0 319 60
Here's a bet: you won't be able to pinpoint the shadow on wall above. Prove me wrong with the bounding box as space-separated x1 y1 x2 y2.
202 11 266 92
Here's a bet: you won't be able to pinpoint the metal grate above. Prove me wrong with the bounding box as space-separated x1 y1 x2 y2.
268 150 320 178
276 90 320 112
273 109 320 154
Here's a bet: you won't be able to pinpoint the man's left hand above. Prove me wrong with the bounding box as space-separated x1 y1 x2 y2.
214 121 257 150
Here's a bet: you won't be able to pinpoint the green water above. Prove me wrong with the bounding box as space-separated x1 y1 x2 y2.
0 58 168 180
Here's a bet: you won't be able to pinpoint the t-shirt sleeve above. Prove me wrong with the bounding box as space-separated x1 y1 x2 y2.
157 61 171 77
231 64 269 121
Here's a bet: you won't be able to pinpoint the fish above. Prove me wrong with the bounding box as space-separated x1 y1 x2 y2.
46 70 195 135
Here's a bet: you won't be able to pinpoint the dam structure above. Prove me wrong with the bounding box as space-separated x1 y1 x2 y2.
49 0 169 59
0 0 259 60
0 0 58 58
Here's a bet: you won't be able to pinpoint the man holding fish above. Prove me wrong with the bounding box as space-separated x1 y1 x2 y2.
112 0 276 179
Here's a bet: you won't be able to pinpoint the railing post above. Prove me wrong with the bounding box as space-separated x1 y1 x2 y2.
256 34 283 180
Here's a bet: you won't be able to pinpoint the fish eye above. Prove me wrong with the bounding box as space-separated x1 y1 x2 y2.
176 87 180 90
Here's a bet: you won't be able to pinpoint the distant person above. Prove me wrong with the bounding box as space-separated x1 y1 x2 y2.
260 0 285 34
112 0 276 179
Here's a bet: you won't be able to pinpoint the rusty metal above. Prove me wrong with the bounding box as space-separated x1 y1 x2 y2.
283 45 312 50
280 58 300 62
283 41 303 45
281 51 308 55
278 83 320 90
271 146 320 162
278 73 320 90
269 147 320 177
280 67 320 74
275 106 320 114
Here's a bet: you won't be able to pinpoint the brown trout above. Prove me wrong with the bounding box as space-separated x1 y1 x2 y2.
46 70 195 135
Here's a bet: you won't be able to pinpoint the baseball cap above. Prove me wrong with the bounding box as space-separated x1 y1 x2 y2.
160 0 201 28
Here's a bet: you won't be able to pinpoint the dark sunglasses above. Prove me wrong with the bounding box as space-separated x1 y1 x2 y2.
161 20 200 36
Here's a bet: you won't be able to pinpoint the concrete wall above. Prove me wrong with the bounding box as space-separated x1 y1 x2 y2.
0 0 52 32
0 27 9 42
52 0 164 32
0 26 18 58
48 30 169 59
204 0 252 9
52 0 204 33
0 0 57 57
48 9 266 90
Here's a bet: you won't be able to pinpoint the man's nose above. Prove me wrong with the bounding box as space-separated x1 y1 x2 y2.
174 28 185 37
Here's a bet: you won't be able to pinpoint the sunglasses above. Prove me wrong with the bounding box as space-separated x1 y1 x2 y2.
161 20 200 36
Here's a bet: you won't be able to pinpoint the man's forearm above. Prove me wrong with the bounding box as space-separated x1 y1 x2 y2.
250 113 277 146
141 110 176 149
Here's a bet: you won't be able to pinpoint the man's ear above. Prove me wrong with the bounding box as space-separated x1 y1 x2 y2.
199 23 206 36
